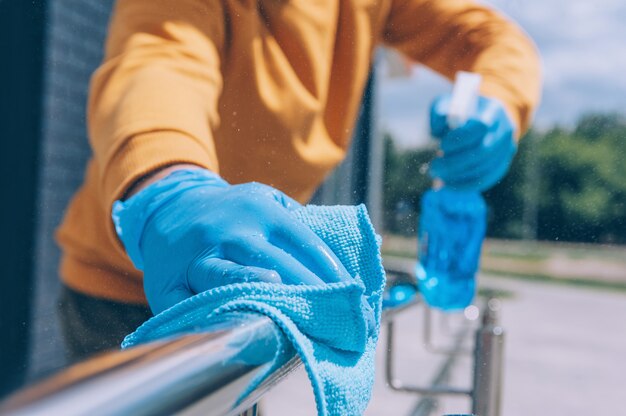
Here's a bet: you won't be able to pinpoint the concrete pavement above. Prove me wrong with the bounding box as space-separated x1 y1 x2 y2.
263 274 626 415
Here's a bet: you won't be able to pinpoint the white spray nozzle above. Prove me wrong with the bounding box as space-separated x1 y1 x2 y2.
447 71 482 129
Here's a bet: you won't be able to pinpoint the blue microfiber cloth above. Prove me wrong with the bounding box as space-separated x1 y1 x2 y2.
122 204 386 415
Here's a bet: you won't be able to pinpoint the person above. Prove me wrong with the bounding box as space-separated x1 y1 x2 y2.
56 0 541 360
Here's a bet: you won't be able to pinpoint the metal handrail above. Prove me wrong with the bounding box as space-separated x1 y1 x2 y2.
0 316 300 416
383 256 505 416
1 295 412 416
2 259 504 416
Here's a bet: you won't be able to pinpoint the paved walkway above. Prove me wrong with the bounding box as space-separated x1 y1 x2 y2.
485 274 626 416
263 274 626 415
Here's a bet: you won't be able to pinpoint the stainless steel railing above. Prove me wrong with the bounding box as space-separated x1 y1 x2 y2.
1 316 300 416
383 257 505 416
2 258 505 416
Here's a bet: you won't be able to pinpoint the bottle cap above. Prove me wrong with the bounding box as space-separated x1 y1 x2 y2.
447 71 482 129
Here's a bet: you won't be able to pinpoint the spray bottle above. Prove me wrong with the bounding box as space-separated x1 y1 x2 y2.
416 72 487 311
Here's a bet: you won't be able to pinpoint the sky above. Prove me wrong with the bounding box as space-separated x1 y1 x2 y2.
378 0 626 148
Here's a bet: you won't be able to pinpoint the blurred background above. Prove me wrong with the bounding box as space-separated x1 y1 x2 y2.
367 1 626 414
1 0 625 415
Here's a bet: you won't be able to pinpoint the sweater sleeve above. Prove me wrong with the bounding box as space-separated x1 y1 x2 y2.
88 0 225 209
382 0 542 137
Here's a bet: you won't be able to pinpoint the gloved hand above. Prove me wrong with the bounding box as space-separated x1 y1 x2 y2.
429 94 517 191
112 168 354 314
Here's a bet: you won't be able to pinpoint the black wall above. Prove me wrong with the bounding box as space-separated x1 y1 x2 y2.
0 0 47 395
0 0 115 394
27 0 114 381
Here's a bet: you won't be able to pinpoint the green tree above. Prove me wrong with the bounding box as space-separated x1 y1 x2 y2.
383 113 626 244
535 114 626 242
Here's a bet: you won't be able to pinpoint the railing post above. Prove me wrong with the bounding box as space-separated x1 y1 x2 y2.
471 298 505 416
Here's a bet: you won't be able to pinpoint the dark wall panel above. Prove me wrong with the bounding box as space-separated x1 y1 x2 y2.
0 0 47 396
28 0 114 379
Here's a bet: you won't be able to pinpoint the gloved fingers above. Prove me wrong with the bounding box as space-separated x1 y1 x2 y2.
432 94 514 142
478 137 516 187
226 239 326 286
149 287 194 315
471 151 514 191
430 149 487 183
442 163 500 190
260 183 305 210
187 257 282 294
272 190 302 211
444 143 514 190
474 96 508 128
429 94 452 138
235 182 302 211
439 119 488 155
475 97 517 149
490 115 516 148
431 129 514 187
271 216 353 284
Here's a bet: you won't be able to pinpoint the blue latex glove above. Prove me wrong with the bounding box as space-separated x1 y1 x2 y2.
112 168 354 314
429 94 517 191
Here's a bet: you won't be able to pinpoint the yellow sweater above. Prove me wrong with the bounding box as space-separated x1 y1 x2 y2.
57 0 541 304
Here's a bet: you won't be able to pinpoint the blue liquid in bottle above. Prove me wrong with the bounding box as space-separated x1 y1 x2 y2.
416 188 486 311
